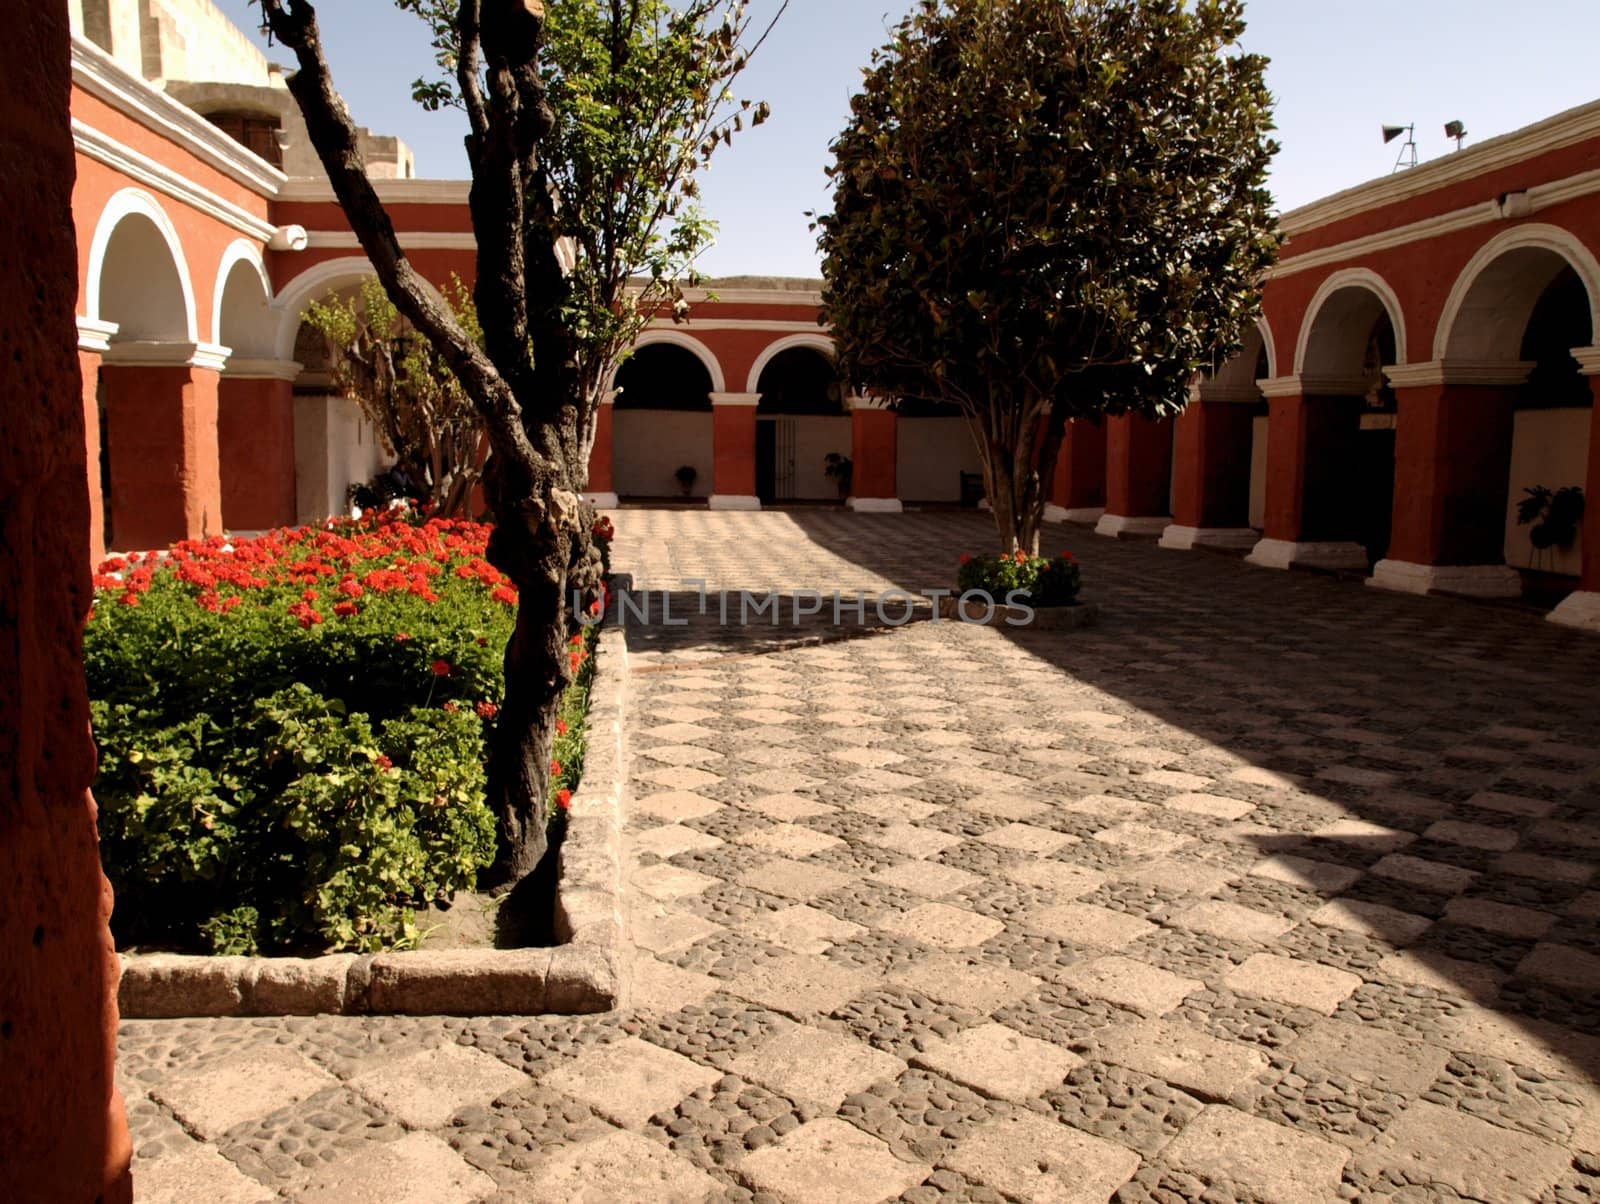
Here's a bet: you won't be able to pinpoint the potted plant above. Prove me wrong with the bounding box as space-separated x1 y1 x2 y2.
945 549 1096 629
824 453 853 499
674 465 698 498
1518 485 1585 572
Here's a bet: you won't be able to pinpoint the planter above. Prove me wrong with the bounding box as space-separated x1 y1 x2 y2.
938 594 1099 629
117 624 633 1019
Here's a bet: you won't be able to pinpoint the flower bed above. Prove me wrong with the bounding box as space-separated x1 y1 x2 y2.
87 511 597 956
957 549 1083 606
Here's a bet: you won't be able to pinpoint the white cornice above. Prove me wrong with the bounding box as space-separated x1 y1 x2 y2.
77 316 118 353
687 288 824 307
1272 166 1600 281
1256 374 1372 398
73 118 276 242
660 318 828 333
71 35 285 199
101 340 231 371
709 392 762 407
1383 360 1535 388
222 358 303 382
1572 346 1600 377
1279 98 1600 238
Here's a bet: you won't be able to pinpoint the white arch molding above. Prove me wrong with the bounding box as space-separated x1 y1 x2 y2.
743 332 838 394
1210 317 1277 393
270 256 453 361
84 186 199 341
1256 316 1278 382
608 329 727 395
212 238 274 356
1432 222 1600 361
1293 267 1409 378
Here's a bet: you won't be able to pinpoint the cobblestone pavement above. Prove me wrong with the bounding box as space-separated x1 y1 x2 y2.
118 509 1600 1203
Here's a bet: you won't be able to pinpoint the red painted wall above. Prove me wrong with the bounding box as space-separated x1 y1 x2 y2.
1171 401 1255 530
1053 421 1107 510
712 406 757 497
851 409 898 499
1 7 132 1200
219 377 297 530
1105 414 1174 518
100 364 223 548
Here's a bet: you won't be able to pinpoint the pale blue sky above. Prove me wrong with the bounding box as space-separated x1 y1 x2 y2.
234 0 1600 278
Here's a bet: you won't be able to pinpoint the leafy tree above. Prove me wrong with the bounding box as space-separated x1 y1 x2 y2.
257 0 777 881
815 0 1279 553
304 276 486 518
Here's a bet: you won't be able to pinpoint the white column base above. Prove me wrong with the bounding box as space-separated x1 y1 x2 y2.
847 496 903 513
1368 559 1523 598
1044 504 1107 524
707 495 761 511
582 491 619 510
1095 513 1173 538
1159 525 1261 552
1549 590 1600 631
1246 538 1370 572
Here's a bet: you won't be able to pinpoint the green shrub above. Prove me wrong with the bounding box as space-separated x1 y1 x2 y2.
87 513 595 954
956 549 1082 607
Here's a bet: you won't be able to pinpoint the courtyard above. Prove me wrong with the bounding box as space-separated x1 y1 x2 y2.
117 510 1600 1203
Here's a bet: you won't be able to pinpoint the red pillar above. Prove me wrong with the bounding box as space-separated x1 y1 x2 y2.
1549 365 1600 629
1371 372 1521 596
585 398 616 504
849 401 901 512
709 394 759 509
1098 413 1173 536
1248 382 1369 571
99 354 224 549
1049 419 1106 519
76 333 112 567
219 371 297 532
1 4 133 1197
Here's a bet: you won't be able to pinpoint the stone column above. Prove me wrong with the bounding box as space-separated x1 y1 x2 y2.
1246 375 1371 571
707 391 760 510
218 359 300 533
98 342 228 549
1044 419 1107 524
848 395 902 513
77 317 117 566
1550 348 1600 630
584 390 619 509
1096 412 1173 537
1 4 133 1196
1369 361 1530 597
1162 384 1261 550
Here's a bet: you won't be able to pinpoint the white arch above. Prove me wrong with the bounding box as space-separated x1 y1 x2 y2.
1432 222 1600 361
212 239 274 355
1256 316 1278 382
83 187 198 341
1293 267 1409 377
609 328 726 394
1210 317 1277 393
744 332 837 394
271 256 452 360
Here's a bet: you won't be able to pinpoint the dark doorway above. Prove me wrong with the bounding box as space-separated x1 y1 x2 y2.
756 420 777 503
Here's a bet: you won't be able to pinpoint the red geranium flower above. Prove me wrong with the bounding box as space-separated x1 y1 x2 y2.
333 601 359 617
556 718 568 736
475 701 498 720
376 754 394 771
550 759 561 775
556 788 572 811
443 701 459 714
430 659 452 676
959 554 970 565
395 632 412 642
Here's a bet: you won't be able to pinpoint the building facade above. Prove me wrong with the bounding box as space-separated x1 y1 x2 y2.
65 2 1600 630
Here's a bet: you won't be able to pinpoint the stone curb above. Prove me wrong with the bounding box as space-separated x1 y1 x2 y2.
117 625 632 1018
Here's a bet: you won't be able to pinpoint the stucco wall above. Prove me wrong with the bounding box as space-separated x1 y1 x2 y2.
1505 407 1591 575
73 0 271 86
897 417 983 503
614 410 714 498
762 415 851 501
294 394 389 523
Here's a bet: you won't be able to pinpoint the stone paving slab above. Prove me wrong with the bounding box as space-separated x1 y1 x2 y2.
116 510 1600 1201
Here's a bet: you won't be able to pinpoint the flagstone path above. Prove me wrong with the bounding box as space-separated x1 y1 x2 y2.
118 508 1600 1202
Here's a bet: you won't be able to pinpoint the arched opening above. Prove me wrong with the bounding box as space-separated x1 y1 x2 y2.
754 346 849 502
1297 284 1401 564
612 342 715 500
216 252 296 531
1200 324 1272 535
91 203 198 550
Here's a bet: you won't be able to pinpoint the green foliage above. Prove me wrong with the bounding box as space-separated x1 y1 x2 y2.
85 517 593 954
304 276 485 517
392 0 777 413
958 550 1082 607
1517 485 1586 550
815 0 1279 551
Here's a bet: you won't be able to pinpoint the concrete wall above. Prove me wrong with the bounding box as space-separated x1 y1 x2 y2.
762 415 850 500
1249 415 1269 530
74 0 271 86
898 417 982 502
1505 407 1591 575
1 5 132 1198
294 394 389 523
614 410 714 498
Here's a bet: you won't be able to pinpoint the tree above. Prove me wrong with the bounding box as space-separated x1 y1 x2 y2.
257 0 777 881
815 0 1279 554
304 276 486 517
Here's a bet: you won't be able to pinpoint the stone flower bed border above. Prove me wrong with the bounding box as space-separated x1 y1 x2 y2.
117 625 631 1019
